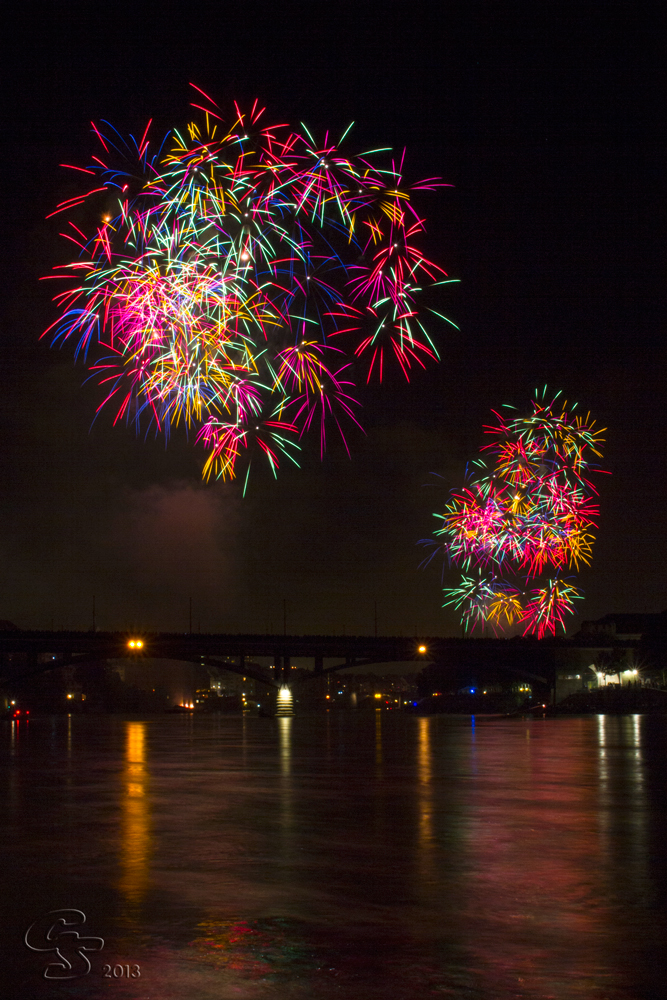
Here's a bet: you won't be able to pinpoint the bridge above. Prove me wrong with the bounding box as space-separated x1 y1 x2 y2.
0 630 436 691
0 628 642 695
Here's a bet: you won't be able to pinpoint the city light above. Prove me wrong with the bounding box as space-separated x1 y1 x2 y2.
418 645 427 654
276 686 294 717
128 639 144 649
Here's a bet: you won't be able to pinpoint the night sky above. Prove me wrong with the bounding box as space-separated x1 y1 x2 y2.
0 3 663 635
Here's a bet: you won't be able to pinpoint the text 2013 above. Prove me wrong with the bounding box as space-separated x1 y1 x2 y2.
102 964 141 978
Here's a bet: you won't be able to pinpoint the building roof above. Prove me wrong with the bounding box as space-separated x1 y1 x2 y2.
577 611 667 638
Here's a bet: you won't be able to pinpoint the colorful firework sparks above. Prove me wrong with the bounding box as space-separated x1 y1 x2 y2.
43 88 457 490
430 389 607 637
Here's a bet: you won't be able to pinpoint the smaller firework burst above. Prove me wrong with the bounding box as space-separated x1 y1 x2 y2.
431 389 607 637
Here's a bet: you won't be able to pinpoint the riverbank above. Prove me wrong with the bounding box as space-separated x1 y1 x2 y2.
413 686 667 717
413 691 535 715
550 685 667 715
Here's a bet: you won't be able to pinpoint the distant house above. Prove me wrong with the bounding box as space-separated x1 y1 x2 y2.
575 611 667 642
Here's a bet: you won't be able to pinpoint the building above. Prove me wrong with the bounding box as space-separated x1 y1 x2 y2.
576 611 667 642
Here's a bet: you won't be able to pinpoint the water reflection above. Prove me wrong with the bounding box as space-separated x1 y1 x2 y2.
2 713 666 999
460 718 622 996
278 716 291 779
597 715 648 911
277 716 294 871
119 722 151 907
416 716 435 890
189 916 318 981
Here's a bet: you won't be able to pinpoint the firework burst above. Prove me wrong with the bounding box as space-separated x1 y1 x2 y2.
43 88 456 487
431 389 607 637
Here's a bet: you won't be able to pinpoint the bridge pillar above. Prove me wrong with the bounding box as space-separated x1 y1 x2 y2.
314 654 323 674
273 653 283 684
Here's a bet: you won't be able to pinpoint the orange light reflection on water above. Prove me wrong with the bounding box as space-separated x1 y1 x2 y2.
119 721 151 906
416 716 435 888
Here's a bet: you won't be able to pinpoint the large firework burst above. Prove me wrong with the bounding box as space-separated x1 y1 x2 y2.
44 89 456 490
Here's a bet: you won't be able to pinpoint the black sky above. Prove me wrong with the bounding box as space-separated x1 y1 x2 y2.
0 2 663 634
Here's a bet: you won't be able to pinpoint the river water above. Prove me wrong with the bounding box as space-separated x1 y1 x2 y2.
2 711 666 999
